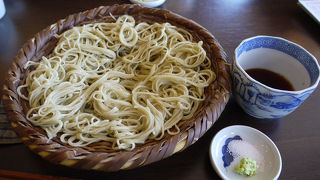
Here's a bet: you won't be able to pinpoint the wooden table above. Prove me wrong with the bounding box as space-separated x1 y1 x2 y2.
0 0 319 179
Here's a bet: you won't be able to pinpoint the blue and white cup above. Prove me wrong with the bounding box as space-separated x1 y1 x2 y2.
232 36 320 119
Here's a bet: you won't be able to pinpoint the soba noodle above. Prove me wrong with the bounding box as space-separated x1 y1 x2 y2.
18 15 215 150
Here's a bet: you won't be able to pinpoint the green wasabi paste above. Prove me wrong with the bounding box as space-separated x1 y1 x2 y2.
234 157 258 176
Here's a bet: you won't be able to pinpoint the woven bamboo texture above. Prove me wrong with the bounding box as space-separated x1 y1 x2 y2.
1 4 231 171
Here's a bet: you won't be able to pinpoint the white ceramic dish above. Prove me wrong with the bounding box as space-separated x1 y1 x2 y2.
209 125 282 180
0 0 6 19
130 0 166 8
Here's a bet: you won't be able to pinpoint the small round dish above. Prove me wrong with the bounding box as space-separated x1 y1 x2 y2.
209 125 282 180
130 0 166 8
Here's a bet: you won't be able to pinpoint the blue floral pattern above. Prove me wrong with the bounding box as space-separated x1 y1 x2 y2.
222 135 242 167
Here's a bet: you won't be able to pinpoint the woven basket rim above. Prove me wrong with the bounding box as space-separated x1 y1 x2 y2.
1 4 231 172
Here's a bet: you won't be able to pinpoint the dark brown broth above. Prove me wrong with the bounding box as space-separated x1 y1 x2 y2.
245 68 294 91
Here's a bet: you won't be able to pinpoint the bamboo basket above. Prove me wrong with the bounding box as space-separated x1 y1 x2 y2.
1 4 231 171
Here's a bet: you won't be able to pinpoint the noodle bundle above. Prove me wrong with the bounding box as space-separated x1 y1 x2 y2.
18 15 215 150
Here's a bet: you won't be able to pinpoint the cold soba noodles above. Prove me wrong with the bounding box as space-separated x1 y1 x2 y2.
18 15 215 150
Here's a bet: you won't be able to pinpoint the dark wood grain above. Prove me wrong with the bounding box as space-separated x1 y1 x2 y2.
0 169 76 180
0 0 319 179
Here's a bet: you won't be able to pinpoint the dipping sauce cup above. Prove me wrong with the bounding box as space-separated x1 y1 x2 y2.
232 36 320 119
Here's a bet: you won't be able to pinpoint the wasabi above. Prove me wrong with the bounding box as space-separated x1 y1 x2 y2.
234 157 258 176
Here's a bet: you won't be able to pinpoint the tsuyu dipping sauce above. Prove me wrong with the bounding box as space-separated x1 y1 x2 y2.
245 68 294 91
